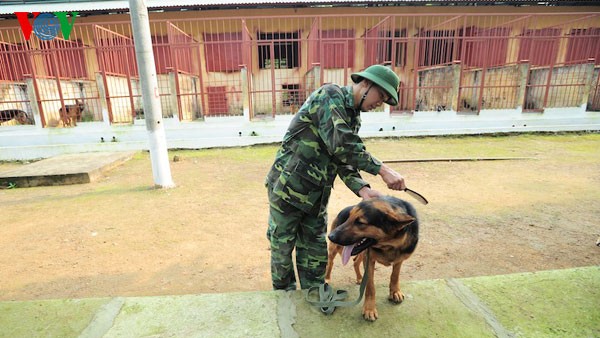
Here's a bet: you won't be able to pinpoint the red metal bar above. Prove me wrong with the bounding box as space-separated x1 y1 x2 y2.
1 11 599 126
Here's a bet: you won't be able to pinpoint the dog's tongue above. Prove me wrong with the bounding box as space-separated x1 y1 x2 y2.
341 244 355 266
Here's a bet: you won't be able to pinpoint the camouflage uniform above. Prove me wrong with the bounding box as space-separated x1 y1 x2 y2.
265 84 382 290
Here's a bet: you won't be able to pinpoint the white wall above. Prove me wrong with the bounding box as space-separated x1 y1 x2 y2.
1 108 599 160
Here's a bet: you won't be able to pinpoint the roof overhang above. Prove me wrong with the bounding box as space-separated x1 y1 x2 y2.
1 0 598 16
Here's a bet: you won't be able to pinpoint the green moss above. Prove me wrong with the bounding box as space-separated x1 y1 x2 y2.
292 280 495 338
0 298 111 338
462 267 600 338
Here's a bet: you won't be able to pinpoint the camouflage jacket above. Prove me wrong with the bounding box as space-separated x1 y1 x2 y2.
265 84 382 214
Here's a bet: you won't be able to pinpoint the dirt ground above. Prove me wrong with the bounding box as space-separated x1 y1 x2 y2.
1 133 599 302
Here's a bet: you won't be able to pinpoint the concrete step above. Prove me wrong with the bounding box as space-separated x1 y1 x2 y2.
1 266 598 338
0 152 136 188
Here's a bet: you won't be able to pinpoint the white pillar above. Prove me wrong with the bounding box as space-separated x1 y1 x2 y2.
95 73 111 126
129 0 175 188
25 77 43 129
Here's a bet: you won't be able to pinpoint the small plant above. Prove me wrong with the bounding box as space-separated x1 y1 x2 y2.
7 182 16 189
81 112 95 122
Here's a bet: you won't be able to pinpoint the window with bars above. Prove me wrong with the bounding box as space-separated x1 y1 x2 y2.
152 35 171 74
257 32 299 69
419 29 457 67
39 39 87 79
204 32 243 72
282 84 301 107
320 29 355 69
462 27 511 68
96 38 137 77
169 33 196 74
0 42 30 81
565 28 600 65
380 30 407 67
518 28 561 67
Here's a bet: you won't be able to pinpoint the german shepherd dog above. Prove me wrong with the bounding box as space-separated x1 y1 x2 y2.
325 196 419 321
59 99 85 127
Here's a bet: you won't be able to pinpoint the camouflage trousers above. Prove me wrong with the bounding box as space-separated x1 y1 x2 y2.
266 187 329 291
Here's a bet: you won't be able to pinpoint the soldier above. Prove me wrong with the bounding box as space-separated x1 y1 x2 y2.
265 65 407 291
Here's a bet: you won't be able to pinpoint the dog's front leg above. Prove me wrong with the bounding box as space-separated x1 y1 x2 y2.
352 253 363 284
388 261 405 303
362 255 378 321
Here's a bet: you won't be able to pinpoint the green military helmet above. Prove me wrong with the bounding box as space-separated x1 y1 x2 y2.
351 65 400 106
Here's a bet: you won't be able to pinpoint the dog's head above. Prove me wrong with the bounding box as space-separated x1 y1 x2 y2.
328 196 416 256
75 99 85 112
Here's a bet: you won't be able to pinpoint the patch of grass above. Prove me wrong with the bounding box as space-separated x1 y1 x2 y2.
368 133 600 160
170 144 277 162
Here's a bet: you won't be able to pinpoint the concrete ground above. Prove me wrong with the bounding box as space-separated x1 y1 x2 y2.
1 267 598 338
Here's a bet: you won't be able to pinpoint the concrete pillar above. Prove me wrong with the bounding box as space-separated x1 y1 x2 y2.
516 61 530 112
95 73 111 126
384 64 393 115
580 58 596 109
129 0 175 188
168 71 180 122
241 66 250 121
450 60 461 112
314 65 321 88
25 77 43 129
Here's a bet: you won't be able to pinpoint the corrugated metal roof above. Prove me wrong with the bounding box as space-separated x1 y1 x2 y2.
0 0 596 16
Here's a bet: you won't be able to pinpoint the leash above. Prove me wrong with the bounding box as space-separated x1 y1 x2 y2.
305 250 370 314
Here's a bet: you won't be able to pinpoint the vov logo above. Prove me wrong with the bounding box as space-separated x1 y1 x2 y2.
15 12 78 41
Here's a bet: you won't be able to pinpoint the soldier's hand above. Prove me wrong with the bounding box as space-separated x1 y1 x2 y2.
358 186 382 200
378 164 406 191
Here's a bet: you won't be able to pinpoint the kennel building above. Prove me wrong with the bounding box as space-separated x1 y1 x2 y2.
0 0 599 160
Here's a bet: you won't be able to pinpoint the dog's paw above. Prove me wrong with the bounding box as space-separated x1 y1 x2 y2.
362 308 378 321
389 290 405 304
355 277 362 285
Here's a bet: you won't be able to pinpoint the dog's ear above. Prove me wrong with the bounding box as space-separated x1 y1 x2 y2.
391 213 415 230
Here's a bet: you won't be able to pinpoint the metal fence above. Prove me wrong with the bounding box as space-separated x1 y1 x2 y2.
0 12 599 127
